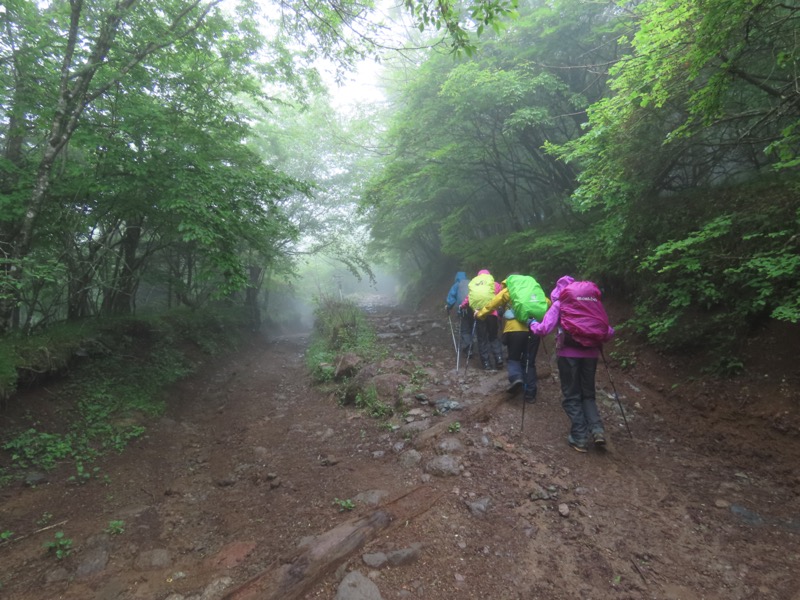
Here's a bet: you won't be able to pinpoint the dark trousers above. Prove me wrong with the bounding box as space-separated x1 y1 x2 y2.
458 311 475 354
557 356 603 443
505 331 540 399
475 315 503 365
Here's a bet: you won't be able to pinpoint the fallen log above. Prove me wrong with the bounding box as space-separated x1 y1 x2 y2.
221 485 442 600
412 391 508 449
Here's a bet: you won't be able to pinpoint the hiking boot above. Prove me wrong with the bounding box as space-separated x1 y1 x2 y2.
506 379 523 394
482 359 492 371
524 395 536 404
495 357 504 368
568 435 588 453
592 431 606 447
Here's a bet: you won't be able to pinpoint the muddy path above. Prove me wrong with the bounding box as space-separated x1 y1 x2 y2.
1 300 799 600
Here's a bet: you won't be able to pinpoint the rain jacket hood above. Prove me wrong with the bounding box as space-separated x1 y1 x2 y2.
550 275 575 303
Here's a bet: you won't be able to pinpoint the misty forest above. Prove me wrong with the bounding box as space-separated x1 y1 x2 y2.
1 0 799 598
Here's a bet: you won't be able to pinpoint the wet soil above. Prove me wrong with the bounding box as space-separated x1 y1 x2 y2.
1 297 799 599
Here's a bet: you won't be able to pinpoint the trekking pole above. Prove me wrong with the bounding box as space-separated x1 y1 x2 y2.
447 314 458 356
520 333 531 433
463 318 477 376
455 314 461 372
600 348 633 439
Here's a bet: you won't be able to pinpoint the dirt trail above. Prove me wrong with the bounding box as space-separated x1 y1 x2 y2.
1 299 799 600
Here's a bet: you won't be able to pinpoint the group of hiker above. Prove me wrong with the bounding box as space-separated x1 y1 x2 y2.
445 269 614 453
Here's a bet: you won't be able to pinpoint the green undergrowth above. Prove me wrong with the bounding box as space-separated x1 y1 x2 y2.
305 296 392 418
0 306 248 486
306 295 380 383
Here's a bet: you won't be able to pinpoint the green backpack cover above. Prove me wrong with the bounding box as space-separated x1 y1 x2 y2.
468 273 496 310
505 275 548 322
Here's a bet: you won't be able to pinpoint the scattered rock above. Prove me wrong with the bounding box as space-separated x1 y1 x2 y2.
335 352 363 379
76 546 110 578
44 567 70 584
715 499 731 509
216 476 236 487
529 483 551 501
730 504 765 525
335 570 383 600
371 451 385 459
387 543 422 566
399 450 422 468
24 472 48 487
435 437 465 455
199 576 233 599
434 398 462 413
424 455 461 477
362 552 388 568
399 420 431 436
465 497 491 519
354 490 389 506
558 504 570 517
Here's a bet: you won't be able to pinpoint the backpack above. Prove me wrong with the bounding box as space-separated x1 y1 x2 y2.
455 278 470 306
559 281 611 347
468 273 496 310
505 275 548 322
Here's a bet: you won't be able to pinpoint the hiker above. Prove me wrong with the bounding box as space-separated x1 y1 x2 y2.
445 271 474 360
529 275 615 453
474 275 548 402
460 269 504 371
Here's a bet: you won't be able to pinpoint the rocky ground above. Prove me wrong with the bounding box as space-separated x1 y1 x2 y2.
1 293 799 600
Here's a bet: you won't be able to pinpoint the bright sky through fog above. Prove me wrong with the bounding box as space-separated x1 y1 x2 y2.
324 58 386 108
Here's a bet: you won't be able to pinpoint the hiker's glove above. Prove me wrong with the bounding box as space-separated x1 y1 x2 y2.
457 307 464 317
445 304 452 314
528 319 538 331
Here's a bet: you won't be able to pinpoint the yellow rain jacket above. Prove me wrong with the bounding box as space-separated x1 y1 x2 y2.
475 280 551 334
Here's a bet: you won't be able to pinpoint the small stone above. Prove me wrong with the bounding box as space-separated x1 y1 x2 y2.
24 472 48 487
465 497 491 518
399 450 422 468
362 552 388 568
715 499 731 509
387 544 422 567
425 455 461 477
558 503 570 517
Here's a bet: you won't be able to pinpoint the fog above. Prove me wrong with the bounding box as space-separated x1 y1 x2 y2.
264 264 402 333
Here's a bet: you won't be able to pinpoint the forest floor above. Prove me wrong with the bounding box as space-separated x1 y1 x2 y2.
1 292 800 600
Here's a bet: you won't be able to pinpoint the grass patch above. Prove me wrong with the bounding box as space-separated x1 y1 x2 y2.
0 306 248 486
305 295 394 419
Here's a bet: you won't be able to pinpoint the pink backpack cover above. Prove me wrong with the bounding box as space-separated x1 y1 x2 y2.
559 281 611 347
